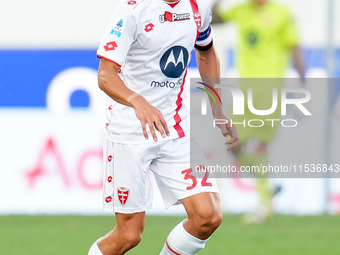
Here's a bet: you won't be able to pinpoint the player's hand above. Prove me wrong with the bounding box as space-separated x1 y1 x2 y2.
130 95 170 141
214 111 239 151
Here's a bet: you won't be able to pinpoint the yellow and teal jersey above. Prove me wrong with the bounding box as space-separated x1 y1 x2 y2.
219 1 299 78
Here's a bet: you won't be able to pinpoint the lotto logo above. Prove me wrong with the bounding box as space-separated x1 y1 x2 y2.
144 23 154 32
108 155 113 162
104 41 118 51
105 196 113 203
107 176 113 183
127 0 136 5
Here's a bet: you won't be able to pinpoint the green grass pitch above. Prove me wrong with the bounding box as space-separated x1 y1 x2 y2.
0 215 339 255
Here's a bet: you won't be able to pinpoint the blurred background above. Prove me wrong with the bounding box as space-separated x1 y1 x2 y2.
1 0 340 217
1 1 340 254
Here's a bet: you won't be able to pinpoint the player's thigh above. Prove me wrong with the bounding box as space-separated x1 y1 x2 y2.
115 212 146 235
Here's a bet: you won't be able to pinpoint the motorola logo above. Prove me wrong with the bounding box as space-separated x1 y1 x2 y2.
160 46 189 78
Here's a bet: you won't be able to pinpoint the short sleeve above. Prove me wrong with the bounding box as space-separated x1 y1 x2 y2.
196 0 213 47
280 10 299 48
97 4 139 66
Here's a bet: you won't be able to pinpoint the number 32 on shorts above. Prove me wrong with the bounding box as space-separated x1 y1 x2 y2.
181 167 212 190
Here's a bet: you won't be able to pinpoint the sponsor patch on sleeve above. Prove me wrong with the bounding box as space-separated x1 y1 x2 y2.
111 19 125 38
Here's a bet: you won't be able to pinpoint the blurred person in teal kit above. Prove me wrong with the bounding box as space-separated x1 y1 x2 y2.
212 0 305 223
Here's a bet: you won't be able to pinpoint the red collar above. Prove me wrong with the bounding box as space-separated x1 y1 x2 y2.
166 0 180 8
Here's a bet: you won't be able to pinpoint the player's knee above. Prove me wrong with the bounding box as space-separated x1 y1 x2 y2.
124 232 142 249
194 207 223 232
205 209 223 230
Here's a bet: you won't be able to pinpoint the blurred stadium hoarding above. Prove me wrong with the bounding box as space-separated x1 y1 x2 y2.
1 0 340 215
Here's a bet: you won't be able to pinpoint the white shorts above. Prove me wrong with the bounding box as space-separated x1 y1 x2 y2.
102 135 219 214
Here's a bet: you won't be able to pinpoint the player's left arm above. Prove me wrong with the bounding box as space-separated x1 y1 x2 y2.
195 44 220 116
195 45 239 150
194 1 238 149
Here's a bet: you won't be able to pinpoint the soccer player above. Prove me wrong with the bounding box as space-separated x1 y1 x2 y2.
88 0 239 254
212 0 305 223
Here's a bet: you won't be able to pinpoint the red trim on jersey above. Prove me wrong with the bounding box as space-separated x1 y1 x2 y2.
196 30 200 41
166 0 180 8
166 240 182 255
189 0 200 40
173 70 187 138
133 0 145 9
189 0 199 12
97 54 122 67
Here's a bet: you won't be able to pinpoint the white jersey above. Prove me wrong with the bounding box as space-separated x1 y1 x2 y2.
97 0 213 144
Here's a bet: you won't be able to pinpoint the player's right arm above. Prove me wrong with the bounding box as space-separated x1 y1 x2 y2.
97 3 169 141
98 59 169 142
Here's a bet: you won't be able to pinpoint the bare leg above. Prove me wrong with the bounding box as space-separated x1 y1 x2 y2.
97 212 145 255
